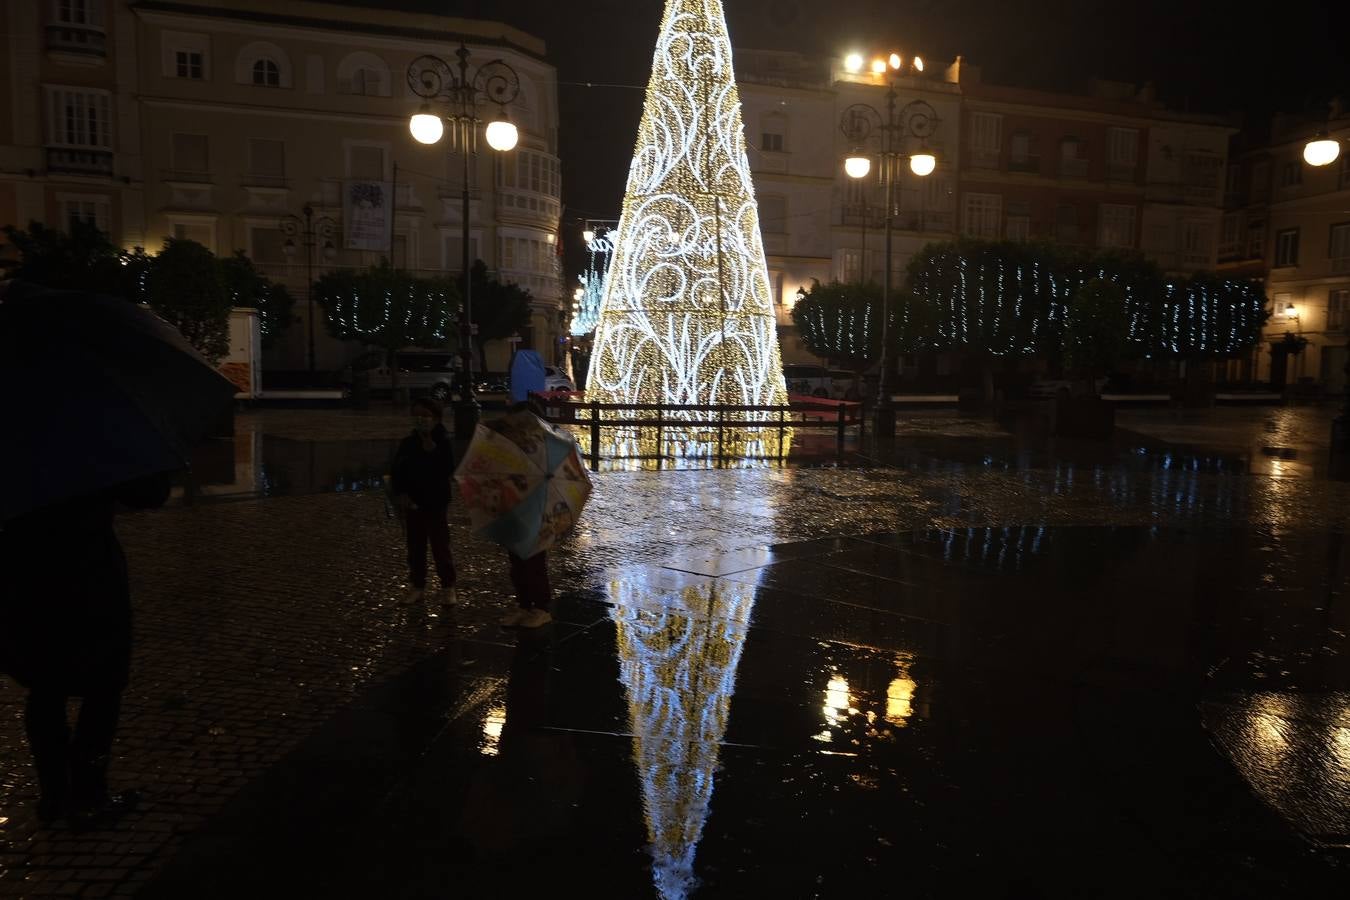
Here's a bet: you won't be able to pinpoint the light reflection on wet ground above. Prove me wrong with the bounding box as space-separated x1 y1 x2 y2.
10 404 1350 898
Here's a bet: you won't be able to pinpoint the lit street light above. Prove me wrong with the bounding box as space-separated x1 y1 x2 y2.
406 44 521 437
1303 134 1342 167
840 50 938 438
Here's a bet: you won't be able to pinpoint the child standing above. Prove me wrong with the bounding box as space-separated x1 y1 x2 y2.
391 398 457 606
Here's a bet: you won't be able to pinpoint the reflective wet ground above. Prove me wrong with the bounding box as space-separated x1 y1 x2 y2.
3 404 1350 897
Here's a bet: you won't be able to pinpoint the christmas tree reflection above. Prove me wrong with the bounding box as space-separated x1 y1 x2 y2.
610 575 757 900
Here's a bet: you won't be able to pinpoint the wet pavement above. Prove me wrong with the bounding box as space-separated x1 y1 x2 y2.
3 404 1350 897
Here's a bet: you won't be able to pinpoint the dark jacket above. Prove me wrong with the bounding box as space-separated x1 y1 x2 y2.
0 472 172 693
391 424 455 509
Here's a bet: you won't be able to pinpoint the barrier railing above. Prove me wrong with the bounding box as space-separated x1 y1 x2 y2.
531 396 865 470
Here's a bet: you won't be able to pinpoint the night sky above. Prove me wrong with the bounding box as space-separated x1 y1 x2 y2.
347 0 1350 254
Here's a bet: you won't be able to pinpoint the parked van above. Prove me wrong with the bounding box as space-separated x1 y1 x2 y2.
362 349 458 399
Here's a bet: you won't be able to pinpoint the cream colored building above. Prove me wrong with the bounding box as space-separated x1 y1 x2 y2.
0 0 564 374
1250 111 1350 393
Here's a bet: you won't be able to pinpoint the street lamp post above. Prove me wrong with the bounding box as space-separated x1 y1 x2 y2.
840 53 938 438
280 203 336 374
407 44 521 438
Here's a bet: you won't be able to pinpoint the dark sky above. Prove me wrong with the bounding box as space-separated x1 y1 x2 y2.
350 0 1350 252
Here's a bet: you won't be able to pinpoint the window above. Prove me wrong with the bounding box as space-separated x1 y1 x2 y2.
1330 222 1350 272
1055 204 1078 243
351 68 386 96
1059 138 1087 177
499 151 562 198
1330 290 1349 330
171 221 214 251
170 132 208 175
1008 132 1035 171
761 131 784 152
248 226 287 265
59 195 110 235
176 50 204 79
1275 228 1300 267
1273 291 1293 320
1182 222 1210 266
347 144 385 181
443 233 480 271
759 195 787 233
46 87 111 148
838 248 861 283
1004 201 1031 241
1107 127 1138 170
962 192 1001 238
969 113 1001 167
1098 203 1136 249
1279 160 1302 188
1246 218 1265 258
248 138 285 182
55 0 103 26
1251 160 1271 200
251 58 280 87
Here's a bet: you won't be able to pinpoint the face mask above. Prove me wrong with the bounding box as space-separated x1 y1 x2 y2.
413 418 434 434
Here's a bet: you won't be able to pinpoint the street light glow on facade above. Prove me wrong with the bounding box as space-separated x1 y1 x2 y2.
484 119 519 152
1304 137 1341 167
409 110 443 145
870 58 887 75
844 155 872 179
844 52 863 73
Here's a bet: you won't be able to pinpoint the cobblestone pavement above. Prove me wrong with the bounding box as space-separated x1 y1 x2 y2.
2 406 1349 897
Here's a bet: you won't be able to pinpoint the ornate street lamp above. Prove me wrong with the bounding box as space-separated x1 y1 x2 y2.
840 53 938 438
407 44 520 437
280 203 336 374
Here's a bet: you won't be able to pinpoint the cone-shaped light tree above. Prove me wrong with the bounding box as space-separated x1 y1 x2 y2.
587 0 788 426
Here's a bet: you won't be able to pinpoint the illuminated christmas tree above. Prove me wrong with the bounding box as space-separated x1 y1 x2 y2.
587 0 788 454
611 577 757 899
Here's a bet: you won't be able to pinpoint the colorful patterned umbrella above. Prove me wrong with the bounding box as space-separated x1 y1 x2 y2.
454 409 592 559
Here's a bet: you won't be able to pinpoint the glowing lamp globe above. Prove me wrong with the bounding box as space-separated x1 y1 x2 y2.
870 59 887 75
1303 137 1341 167
844 53 863 73
909 153 936 177
889 53 902 70
844 155 872 179
485 119 519 152
409 111 443 145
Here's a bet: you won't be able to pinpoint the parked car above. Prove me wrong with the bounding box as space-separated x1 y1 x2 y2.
363 349 458 400
543 366 576 393
783 364 833 397
476 373 510 394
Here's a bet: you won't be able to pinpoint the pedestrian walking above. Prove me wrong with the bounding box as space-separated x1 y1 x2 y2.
0 472 174 827
390 397 458 606
500 549 553 629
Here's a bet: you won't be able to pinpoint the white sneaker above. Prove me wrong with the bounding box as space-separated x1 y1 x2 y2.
518 609 553 629
440 587 459 607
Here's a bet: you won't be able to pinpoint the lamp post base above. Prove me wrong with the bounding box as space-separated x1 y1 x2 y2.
453 395 481 441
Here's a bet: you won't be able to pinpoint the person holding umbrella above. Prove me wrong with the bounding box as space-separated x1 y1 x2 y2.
0 279 236 827
455 400 592 631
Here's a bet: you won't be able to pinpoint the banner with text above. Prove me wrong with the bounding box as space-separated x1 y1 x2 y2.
343 180 391 252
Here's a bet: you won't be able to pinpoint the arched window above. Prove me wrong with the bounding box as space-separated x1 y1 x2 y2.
252 58 280 87
235 42 291 88
337 52 391 97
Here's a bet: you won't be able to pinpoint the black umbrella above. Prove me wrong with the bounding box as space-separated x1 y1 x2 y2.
0 282 237 522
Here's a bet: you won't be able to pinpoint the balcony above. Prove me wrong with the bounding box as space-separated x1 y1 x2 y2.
1008 156 1040 174
46 147 113 176
45 24 106 58
497 188 560 225
1059 157 1089 179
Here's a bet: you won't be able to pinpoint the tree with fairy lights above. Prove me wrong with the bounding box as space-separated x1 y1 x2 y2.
314 262 457 393
587 0 788 422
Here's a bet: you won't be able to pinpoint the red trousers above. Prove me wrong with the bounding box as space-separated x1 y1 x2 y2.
406 505 455 590
508 551 550 610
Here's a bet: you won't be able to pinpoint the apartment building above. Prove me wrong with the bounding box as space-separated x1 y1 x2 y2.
0 0 565 373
